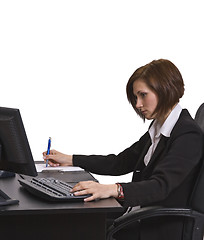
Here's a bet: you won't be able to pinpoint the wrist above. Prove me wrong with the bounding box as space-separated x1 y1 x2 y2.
69 155 73 166
60 154 73 166
115 183 124 200
111 184 119 198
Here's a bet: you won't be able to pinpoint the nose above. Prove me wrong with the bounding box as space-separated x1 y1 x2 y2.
136 98 143 109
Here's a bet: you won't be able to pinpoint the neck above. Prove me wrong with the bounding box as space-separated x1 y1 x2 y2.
157 103 178 125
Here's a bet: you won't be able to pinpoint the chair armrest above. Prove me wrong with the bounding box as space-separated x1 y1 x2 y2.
114 206 192 226
107 206 204 240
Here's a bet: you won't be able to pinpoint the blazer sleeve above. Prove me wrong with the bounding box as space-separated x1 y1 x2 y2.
73 132 150 176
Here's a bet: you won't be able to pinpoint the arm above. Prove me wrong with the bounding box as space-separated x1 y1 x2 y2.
119 129 203 208
69 131 202 202
43 133 149 175
73 133 149 176
42 150 119 201
42 133 148 201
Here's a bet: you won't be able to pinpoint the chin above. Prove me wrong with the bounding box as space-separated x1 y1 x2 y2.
145 115 154 120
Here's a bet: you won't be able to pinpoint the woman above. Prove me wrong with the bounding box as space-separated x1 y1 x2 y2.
43 59 203 240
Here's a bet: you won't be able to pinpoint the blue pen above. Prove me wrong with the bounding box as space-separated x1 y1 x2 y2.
46 137 51 167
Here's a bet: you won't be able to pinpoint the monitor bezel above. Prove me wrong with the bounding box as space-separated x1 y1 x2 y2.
0 107 37 177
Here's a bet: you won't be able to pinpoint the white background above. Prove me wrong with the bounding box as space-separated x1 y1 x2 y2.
0 0 204 183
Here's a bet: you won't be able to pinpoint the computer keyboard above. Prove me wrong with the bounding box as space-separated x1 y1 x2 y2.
19 177 91 202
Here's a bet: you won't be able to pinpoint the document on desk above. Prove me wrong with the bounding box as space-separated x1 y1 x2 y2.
35 164 84 173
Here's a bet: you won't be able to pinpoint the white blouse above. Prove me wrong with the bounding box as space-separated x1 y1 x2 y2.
144 103 182 166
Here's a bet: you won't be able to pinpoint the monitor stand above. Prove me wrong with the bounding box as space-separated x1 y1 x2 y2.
0 171 19 206
0 143 15 179
0 170 15 178
0 188 19 206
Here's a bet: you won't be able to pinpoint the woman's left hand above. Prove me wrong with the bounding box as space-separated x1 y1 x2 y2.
71 181 118 202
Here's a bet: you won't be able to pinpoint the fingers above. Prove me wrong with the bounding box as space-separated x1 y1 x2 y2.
42 150 72 166
47 160 60 167
71 181 99 202
43 149 57 158
73 189 97 202
43 149 58 163
71 181 93 192
84 195 95 202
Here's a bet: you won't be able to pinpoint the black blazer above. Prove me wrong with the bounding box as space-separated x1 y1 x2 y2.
73 109 204 240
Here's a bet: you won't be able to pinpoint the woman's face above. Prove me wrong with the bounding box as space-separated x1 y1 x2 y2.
133 79 158 120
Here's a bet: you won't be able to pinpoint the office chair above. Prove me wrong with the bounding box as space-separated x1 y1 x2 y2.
107 103 204 240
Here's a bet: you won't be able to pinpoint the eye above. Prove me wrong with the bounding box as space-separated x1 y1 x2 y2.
140 92 147 98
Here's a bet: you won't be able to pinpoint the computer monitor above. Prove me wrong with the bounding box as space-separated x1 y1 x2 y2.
0 107 37 177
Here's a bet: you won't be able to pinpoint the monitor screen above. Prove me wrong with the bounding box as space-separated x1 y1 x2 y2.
0 107 37 177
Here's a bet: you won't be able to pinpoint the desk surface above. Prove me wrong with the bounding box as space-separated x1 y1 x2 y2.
0 171 122 215
0 171 122 240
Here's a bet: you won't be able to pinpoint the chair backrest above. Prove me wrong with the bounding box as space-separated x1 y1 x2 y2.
190 103 204 213
195 103 204 132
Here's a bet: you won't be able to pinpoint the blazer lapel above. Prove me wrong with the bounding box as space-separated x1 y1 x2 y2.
144 136 169 171
134 137 152 171
132 137 151 182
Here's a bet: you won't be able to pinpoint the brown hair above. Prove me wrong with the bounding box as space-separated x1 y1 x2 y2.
126 59 185 120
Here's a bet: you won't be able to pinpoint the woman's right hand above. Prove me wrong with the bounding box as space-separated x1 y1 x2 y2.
42 149 73 167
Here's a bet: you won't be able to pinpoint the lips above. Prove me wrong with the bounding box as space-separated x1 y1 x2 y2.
141 110 147 115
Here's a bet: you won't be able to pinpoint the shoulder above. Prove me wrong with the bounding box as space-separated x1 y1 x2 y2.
171 109 203 137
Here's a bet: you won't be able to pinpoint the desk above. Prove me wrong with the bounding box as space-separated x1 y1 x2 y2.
0 171 122 240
